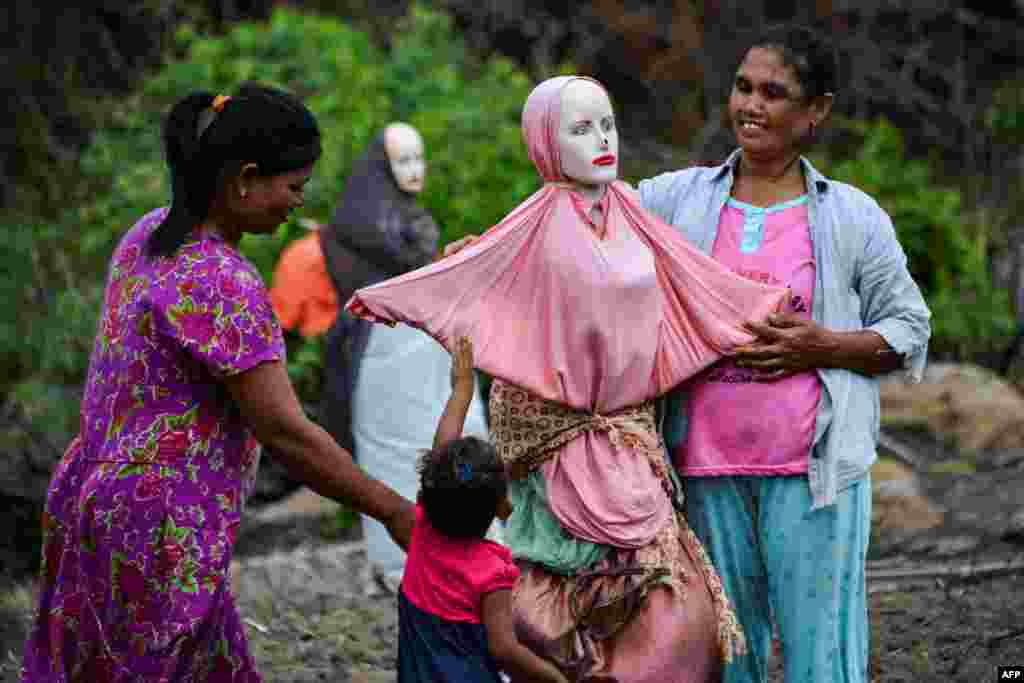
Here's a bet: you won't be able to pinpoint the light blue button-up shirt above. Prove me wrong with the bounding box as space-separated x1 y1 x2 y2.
639 149 932 509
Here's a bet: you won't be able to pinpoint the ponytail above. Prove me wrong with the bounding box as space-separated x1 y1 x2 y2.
148 92 217 260
146 83 321 261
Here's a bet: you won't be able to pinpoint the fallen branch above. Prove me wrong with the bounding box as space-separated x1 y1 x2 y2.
987 627 1024 648
866 555 1024 593
876 431 924 470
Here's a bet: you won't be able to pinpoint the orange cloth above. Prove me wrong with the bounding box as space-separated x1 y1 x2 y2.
269 231 338 337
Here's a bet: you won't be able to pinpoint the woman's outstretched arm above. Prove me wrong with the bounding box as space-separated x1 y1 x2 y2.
225 360 414 549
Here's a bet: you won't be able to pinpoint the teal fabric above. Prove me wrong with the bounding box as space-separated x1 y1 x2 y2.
684 474 871 683
503 470 609 574
725 195 809 254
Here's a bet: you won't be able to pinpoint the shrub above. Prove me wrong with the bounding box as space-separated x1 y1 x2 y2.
817 118 1014 355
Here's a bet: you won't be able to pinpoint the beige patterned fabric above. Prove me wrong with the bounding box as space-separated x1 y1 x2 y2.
489 379 663 482
490 379 746 666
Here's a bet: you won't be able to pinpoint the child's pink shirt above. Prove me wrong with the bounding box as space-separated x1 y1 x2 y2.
676 196 822 477
401 505 519 624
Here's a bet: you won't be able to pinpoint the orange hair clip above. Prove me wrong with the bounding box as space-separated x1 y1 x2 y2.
211 94 232 113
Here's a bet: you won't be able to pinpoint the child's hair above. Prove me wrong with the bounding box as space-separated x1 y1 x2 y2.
417 436 507 540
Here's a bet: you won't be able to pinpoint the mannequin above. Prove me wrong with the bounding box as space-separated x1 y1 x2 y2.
320 123 489 592
347 79 789 681
384 122 426 194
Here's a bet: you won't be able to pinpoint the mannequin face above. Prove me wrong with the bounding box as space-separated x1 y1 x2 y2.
558 80 618 196
384 123 426 194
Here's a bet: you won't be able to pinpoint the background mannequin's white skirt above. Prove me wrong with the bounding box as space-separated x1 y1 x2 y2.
351 322 492 587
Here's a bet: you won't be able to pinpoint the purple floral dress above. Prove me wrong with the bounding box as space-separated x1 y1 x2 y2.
21 208 285 682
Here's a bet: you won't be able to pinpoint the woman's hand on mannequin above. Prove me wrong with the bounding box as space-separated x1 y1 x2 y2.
442 234 479 258
735 314 835 380
736 313 902 380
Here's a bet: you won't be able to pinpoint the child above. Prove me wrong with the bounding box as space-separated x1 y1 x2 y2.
397 337 568 683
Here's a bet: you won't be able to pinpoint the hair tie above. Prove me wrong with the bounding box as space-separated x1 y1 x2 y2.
197 94 232 140
455 461 473 483
212 94 232 112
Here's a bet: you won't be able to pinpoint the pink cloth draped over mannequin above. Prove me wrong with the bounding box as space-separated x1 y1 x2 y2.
348 76 788 550
347 76 787 405
348 76 788 681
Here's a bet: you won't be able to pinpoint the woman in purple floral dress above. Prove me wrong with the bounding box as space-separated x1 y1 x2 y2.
21 84 415 682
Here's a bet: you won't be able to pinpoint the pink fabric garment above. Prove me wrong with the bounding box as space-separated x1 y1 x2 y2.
514 564 722 682
680 198 822 476
347 76 788 550
401 506 519 624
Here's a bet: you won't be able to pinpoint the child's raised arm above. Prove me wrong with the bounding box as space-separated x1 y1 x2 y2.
481 589 568 683
432 337 477 451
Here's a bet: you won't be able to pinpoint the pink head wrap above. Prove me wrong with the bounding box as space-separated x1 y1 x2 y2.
521 75 609 183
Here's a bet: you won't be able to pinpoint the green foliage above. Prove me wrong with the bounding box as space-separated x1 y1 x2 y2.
381 6 538 244
3 5 541 439
818 118 1014 353
986 81 1024 141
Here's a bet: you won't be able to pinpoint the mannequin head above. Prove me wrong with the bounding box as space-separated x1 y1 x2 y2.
384 122 426 194
558 79 618 199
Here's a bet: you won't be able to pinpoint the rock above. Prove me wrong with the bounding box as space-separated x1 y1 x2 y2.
905 534 981 557
871 458 945 533
880 362 1024 456
1003 507 1024 542
250 450 302 506
230 559 243 599
350 672 396 683
920 469 1024 548
249 486 341 524
234 541 375 615
990 447 1024 469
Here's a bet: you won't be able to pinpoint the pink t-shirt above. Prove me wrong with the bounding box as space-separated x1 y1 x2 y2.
401 505 520 624
676 196 822 477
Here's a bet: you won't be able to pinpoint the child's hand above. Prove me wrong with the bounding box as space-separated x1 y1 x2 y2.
451 337 476 393
434 337 476 450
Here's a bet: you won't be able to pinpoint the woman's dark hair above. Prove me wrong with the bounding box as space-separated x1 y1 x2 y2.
748 24 839 99
417 436 507 540
148 82 322 259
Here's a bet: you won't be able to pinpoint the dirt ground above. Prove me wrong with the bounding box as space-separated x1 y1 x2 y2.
865 569 1023 682
3 540 1021 683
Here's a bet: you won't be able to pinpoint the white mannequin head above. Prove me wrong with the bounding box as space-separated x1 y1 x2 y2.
384 122 426 194
558 80 618 201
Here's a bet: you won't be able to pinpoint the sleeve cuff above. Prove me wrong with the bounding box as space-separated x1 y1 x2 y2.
867 319 928 384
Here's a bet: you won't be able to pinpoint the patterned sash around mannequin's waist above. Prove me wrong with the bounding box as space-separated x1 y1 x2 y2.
488 379 666 481
487 378 747 667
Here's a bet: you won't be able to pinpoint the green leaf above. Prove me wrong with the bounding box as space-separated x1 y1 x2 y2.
117 464 147 480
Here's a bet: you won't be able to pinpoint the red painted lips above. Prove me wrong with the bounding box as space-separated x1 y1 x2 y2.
592 155 616 166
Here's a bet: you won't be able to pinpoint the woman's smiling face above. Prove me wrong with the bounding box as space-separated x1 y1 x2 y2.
729 47 820 161
240 165 313 234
